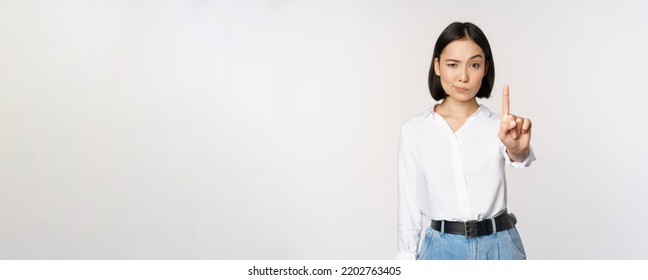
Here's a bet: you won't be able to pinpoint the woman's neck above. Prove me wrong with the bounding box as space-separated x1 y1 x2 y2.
435 97 480 118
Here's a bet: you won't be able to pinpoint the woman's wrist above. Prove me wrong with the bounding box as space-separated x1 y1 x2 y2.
507 148 529 162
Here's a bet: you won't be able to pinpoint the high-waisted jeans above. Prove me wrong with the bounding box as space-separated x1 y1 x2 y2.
416 226 527 260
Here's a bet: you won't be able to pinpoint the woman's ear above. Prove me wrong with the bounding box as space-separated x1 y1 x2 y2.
434 58 440 76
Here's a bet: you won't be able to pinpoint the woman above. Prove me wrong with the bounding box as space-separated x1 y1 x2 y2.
397 22 535 260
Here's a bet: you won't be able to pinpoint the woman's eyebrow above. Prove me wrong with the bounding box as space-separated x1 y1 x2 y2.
444 54 484 62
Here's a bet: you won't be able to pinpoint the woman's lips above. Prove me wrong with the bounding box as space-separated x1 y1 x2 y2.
453 86 469 93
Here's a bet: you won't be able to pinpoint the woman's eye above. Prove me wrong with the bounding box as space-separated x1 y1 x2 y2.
470 63 481 68
447 63 457 67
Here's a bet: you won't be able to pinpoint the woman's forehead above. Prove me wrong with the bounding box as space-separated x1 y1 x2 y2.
441 39 485 59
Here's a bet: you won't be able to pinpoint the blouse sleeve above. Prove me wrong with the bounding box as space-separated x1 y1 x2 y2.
396 126 423 260
503 145 536 168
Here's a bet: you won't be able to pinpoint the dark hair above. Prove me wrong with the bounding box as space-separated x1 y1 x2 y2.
428 22 495 101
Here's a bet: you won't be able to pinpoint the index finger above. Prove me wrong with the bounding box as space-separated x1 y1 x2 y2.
502 84 510 116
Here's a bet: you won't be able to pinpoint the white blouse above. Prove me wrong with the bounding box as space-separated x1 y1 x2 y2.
396 104 535 260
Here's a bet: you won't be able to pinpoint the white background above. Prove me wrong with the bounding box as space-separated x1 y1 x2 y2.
1 0 647 259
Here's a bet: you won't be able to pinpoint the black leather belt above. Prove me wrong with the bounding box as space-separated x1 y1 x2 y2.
430 211 517 238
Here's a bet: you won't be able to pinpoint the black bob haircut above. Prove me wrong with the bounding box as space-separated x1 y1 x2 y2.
428 22 495 101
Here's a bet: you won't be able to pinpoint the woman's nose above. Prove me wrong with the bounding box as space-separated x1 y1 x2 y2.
458 68 468 83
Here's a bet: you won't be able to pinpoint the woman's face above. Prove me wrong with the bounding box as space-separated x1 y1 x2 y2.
434 38 486 102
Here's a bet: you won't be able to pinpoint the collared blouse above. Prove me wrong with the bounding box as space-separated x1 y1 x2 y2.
397 104 535 260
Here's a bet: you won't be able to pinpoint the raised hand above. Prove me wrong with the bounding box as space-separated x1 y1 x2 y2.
498 84 531 162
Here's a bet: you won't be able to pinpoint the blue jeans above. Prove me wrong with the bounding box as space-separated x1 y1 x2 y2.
416 226 527 260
